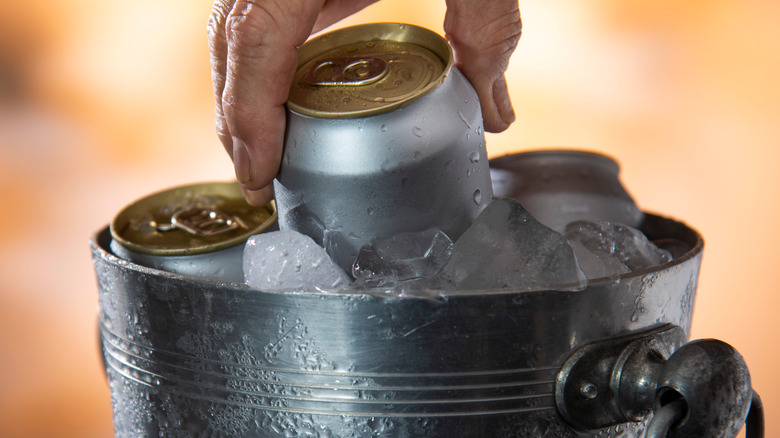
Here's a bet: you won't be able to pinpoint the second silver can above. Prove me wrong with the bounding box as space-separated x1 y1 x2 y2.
275 23 493 271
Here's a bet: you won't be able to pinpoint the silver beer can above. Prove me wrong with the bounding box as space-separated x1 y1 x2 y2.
490 149 644 233
276 23 493 271
110 181 277 282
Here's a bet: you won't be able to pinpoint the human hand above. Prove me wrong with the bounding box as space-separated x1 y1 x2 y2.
209 0 521 206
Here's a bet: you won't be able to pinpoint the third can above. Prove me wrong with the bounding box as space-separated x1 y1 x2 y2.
110 182 277 283
275 23 493 271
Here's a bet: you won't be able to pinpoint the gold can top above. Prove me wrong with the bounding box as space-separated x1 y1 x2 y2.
110 182 277 256
287 23 453 119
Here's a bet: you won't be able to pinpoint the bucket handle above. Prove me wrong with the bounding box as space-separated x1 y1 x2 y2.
555 325 761 437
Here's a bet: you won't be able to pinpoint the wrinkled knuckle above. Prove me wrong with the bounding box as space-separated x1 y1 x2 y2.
207 1 231 37
226 2 276 47
503 15 523 49
487 14 521 52
221 94 254 121
475 21 522 65
207 15 222 41
227 12 256 37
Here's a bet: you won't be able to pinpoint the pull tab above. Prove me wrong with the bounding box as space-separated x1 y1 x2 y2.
305 57 388 86
154 207 246 236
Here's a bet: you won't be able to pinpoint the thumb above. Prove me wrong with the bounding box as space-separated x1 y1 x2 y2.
444 0 521 133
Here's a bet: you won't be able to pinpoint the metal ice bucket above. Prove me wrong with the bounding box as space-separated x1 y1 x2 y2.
92 209 732 437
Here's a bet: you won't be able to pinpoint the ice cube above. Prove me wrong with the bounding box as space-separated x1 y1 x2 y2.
568 240 631 280
651 238 691 259
439 198 587 291
243 230 351 292
352 229 453 287
564 220 672 272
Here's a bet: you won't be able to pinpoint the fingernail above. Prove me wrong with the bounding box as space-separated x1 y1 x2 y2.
494 77 516 125
501 102 516 125
232 136 251 183
240 184 274 206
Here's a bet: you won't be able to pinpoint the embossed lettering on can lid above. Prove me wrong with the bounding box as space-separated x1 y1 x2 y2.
287 23 453 119
110 182 277 256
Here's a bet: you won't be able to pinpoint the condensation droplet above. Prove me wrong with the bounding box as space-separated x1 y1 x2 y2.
412 126 423 137
476 126 483 136
380 124 387 132
473 189 482 206
468 150 480 163
458 111 471 129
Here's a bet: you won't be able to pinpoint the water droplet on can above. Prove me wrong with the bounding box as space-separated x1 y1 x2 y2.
458 111 472 129
473 189 482 205
469 151 480 163
412 126 424 137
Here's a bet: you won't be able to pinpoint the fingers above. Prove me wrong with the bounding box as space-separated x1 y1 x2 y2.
209 0 378 206
444 0 521 133
241 184 275 207
208 0 234 156
220 0 325 205
209 0 520 208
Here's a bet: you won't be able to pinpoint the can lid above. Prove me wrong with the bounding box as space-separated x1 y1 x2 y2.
287 23 453 119
110 182 277 256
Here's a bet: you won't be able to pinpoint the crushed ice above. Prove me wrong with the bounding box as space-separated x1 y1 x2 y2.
243 199 674 294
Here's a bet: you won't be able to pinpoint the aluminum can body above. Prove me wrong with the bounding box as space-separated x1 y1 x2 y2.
110 181 277 282
109 240 246 283
490 149 644 233
275 23 493 271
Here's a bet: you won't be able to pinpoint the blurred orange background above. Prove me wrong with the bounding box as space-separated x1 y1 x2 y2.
1 1 777 436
